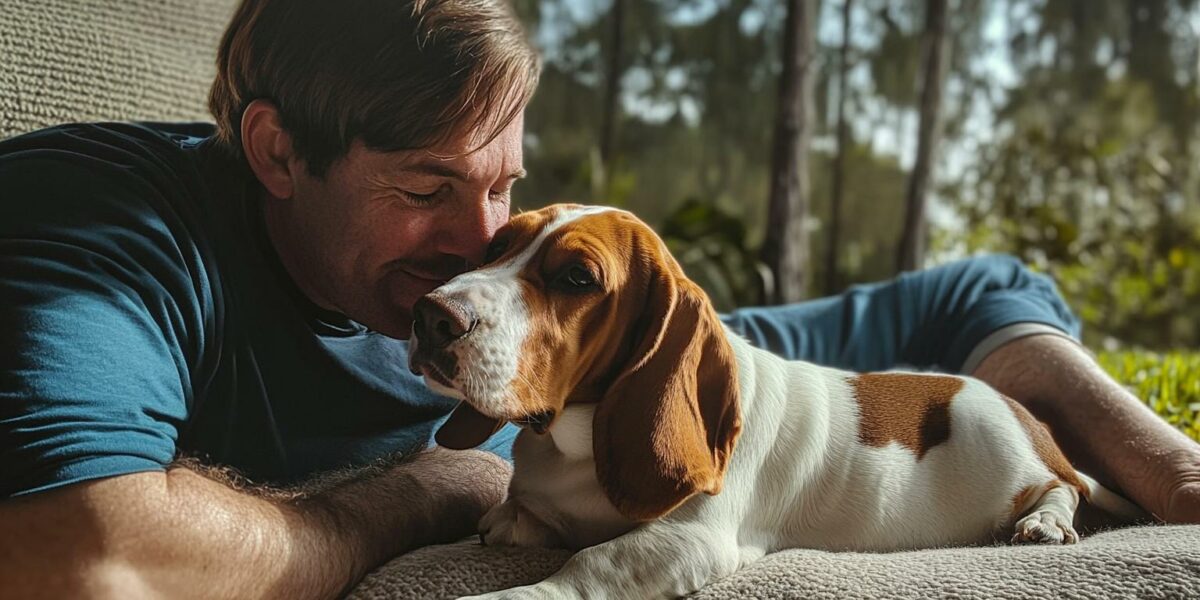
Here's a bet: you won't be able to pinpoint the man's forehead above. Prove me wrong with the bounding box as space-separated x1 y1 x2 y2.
367 115 526 182
390 159 526 183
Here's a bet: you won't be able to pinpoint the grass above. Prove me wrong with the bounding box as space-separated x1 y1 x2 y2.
1098 351 1200 442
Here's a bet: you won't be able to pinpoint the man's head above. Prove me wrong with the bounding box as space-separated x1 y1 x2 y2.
209 0 540 337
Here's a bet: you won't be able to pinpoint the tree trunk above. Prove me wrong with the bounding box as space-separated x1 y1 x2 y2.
825 0 853 295
597 0 626 197
762 0 817 304
896 0 950 273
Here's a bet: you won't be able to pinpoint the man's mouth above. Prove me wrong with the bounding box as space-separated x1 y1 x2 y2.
392 259 466 285
401 269 450 285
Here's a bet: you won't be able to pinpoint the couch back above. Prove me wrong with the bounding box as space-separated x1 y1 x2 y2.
0 0 237 139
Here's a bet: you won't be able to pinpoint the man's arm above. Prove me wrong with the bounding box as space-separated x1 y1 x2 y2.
0 447 509 599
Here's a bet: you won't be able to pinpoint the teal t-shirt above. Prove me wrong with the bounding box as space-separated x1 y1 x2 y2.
0 122 517 498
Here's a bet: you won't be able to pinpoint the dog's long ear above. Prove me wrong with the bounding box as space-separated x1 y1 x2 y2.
593 261 741 522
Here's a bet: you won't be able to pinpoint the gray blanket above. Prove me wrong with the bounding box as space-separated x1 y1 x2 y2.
4 1 1199 599
352 526 1200 599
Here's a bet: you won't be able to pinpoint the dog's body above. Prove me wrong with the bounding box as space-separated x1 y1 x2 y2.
491 341 1087 553
408 204 1141 600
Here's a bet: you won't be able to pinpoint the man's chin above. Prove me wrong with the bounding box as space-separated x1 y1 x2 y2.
353 303 414 339
375 321 413 339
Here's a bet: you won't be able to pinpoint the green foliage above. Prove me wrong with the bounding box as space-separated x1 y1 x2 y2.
936 0 1200 350
518 0 1200 351
1098 352 1200 442
659 198 767 311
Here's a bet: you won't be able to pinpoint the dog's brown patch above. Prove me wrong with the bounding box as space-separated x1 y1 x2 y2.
850 373 963 459
1000 396 1088 499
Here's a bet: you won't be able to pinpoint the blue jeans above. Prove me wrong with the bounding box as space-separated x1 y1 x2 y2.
719 254 1080 373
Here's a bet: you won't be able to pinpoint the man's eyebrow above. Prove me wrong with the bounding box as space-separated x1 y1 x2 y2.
393 163 527 182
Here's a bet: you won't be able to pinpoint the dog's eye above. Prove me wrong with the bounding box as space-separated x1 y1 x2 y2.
557 265 597 290
484 238 509 264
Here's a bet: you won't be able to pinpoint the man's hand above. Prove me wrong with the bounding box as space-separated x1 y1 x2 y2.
972 333 1200 524
0 447 511 599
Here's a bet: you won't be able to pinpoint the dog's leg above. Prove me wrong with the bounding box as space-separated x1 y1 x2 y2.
479 497 564 548
460 521 742 600
1011 480 1081 544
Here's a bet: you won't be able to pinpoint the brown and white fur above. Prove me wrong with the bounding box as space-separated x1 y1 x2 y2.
407 204 1143 600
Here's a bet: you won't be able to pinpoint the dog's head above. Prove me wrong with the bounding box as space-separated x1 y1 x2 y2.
409 204 741 520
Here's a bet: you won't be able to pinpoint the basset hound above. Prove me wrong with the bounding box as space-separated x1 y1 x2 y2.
407 204 1143 600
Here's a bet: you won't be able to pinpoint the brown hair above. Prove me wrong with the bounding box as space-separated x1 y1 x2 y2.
208 0 541 176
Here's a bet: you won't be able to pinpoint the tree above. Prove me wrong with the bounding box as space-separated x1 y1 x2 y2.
825 0 854 295
897 0 950 272
597 0 626 198
762 0 818 303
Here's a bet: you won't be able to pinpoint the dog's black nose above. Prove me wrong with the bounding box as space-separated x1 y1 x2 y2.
413 293 478 348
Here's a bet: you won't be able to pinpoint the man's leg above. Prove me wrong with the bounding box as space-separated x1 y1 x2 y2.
972 334 1200 524
721 254 1085 373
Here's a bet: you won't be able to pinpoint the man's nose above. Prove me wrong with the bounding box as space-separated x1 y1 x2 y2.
436 197 508 264
413 293 478 348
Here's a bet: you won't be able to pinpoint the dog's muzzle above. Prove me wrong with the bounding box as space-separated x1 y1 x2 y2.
412 293 478 348
408 292 476 384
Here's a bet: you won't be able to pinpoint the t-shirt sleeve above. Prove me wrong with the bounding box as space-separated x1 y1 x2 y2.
0 155 205 498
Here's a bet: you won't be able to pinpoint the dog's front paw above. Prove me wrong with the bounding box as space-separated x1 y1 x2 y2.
480 498 562 547
1011 510 1080 545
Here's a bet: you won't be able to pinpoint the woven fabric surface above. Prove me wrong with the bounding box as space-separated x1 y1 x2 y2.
353 525 1200 600
0 0 236 139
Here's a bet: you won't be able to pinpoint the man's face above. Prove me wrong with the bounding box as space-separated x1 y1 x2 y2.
263 115 525 339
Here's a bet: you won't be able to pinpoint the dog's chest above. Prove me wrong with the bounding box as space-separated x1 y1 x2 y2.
547 404 595 459
511 404 635 547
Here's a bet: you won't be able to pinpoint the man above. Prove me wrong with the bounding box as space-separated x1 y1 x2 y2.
0 0 1195 598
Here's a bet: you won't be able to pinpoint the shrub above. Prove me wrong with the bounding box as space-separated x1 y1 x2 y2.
1098 351 1200 442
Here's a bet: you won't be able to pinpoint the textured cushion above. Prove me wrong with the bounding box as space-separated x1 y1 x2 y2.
0 0 235 139
351 525 1200 599
3 1 1199 598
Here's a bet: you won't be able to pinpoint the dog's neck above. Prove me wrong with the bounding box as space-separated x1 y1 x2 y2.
549 403 596 460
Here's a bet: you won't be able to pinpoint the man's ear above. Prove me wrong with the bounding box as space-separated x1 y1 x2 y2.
241 99 296 200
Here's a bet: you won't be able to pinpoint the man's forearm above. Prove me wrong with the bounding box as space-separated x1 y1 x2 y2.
0 448 510 599
297 447 511 587
970 333 1200 523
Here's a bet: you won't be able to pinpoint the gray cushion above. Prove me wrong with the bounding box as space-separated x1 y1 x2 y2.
1 0 233 138
352 525 1200 599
